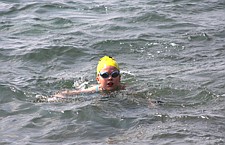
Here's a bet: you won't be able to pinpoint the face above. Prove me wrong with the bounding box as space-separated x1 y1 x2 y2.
96 66 121 91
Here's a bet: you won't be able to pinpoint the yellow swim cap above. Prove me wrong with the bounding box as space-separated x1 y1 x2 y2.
97 56 120 74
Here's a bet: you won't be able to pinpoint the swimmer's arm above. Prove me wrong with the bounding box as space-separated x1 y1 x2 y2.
53 85 98 98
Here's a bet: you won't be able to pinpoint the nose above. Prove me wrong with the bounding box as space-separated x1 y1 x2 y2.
108 75 113 80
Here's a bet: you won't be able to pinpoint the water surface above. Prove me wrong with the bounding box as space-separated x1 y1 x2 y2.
0 0 225 144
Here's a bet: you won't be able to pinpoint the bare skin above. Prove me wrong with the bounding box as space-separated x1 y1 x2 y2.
53 66 125 98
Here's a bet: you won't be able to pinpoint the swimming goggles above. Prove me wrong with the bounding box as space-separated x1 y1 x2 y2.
99 71 120 78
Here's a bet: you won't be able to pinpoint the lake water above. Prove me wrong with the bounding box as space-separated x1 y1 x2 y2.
0 0 225 144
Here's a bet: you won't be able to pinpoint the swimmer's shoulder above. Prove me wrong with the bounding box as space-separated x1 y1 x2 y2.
81 84 99 93
120 84 126 90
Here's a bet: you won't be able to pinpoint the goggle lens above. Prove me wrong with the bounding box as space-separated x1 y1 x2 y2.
100 71 120 78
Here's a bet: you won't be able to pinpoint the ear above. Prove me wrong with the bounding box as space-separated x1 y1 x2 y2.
96 75 100 84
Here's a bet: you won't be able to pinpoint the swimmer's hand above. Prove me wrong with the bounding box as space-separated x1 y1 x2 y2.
35 94 64 102
53 93 65 98
53 90 80 97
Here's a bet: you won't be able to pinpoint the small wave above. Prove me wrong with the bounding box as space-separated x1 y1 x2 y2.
131 12 175 23
12 45 86 62
0 84 27 103
186 32 211 41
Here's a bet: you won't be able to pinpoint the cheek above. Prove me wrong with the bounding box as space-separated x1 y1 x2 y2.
114 77 121 83
98 77 107 84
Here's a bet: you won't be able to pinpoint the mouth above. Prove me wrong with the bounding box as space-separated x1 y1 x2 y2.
107 82 114 87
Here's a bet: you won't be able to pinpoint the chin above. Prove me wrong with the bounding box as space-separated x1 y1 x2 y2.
105 87 115 91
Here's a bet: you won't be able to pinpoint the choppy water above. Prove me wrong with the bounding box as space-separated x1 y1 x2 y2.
1 0 225 144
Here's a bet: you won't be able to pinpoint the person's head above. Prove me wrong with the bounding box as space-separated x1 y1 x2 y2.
96 56 121 91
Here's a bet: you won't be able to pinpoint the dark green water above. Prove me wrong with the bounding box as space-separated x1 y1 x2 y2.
1 0 225 144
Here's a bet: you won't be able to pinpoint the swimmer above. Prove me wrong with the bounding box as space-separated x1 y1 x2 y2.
54 56 125 98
